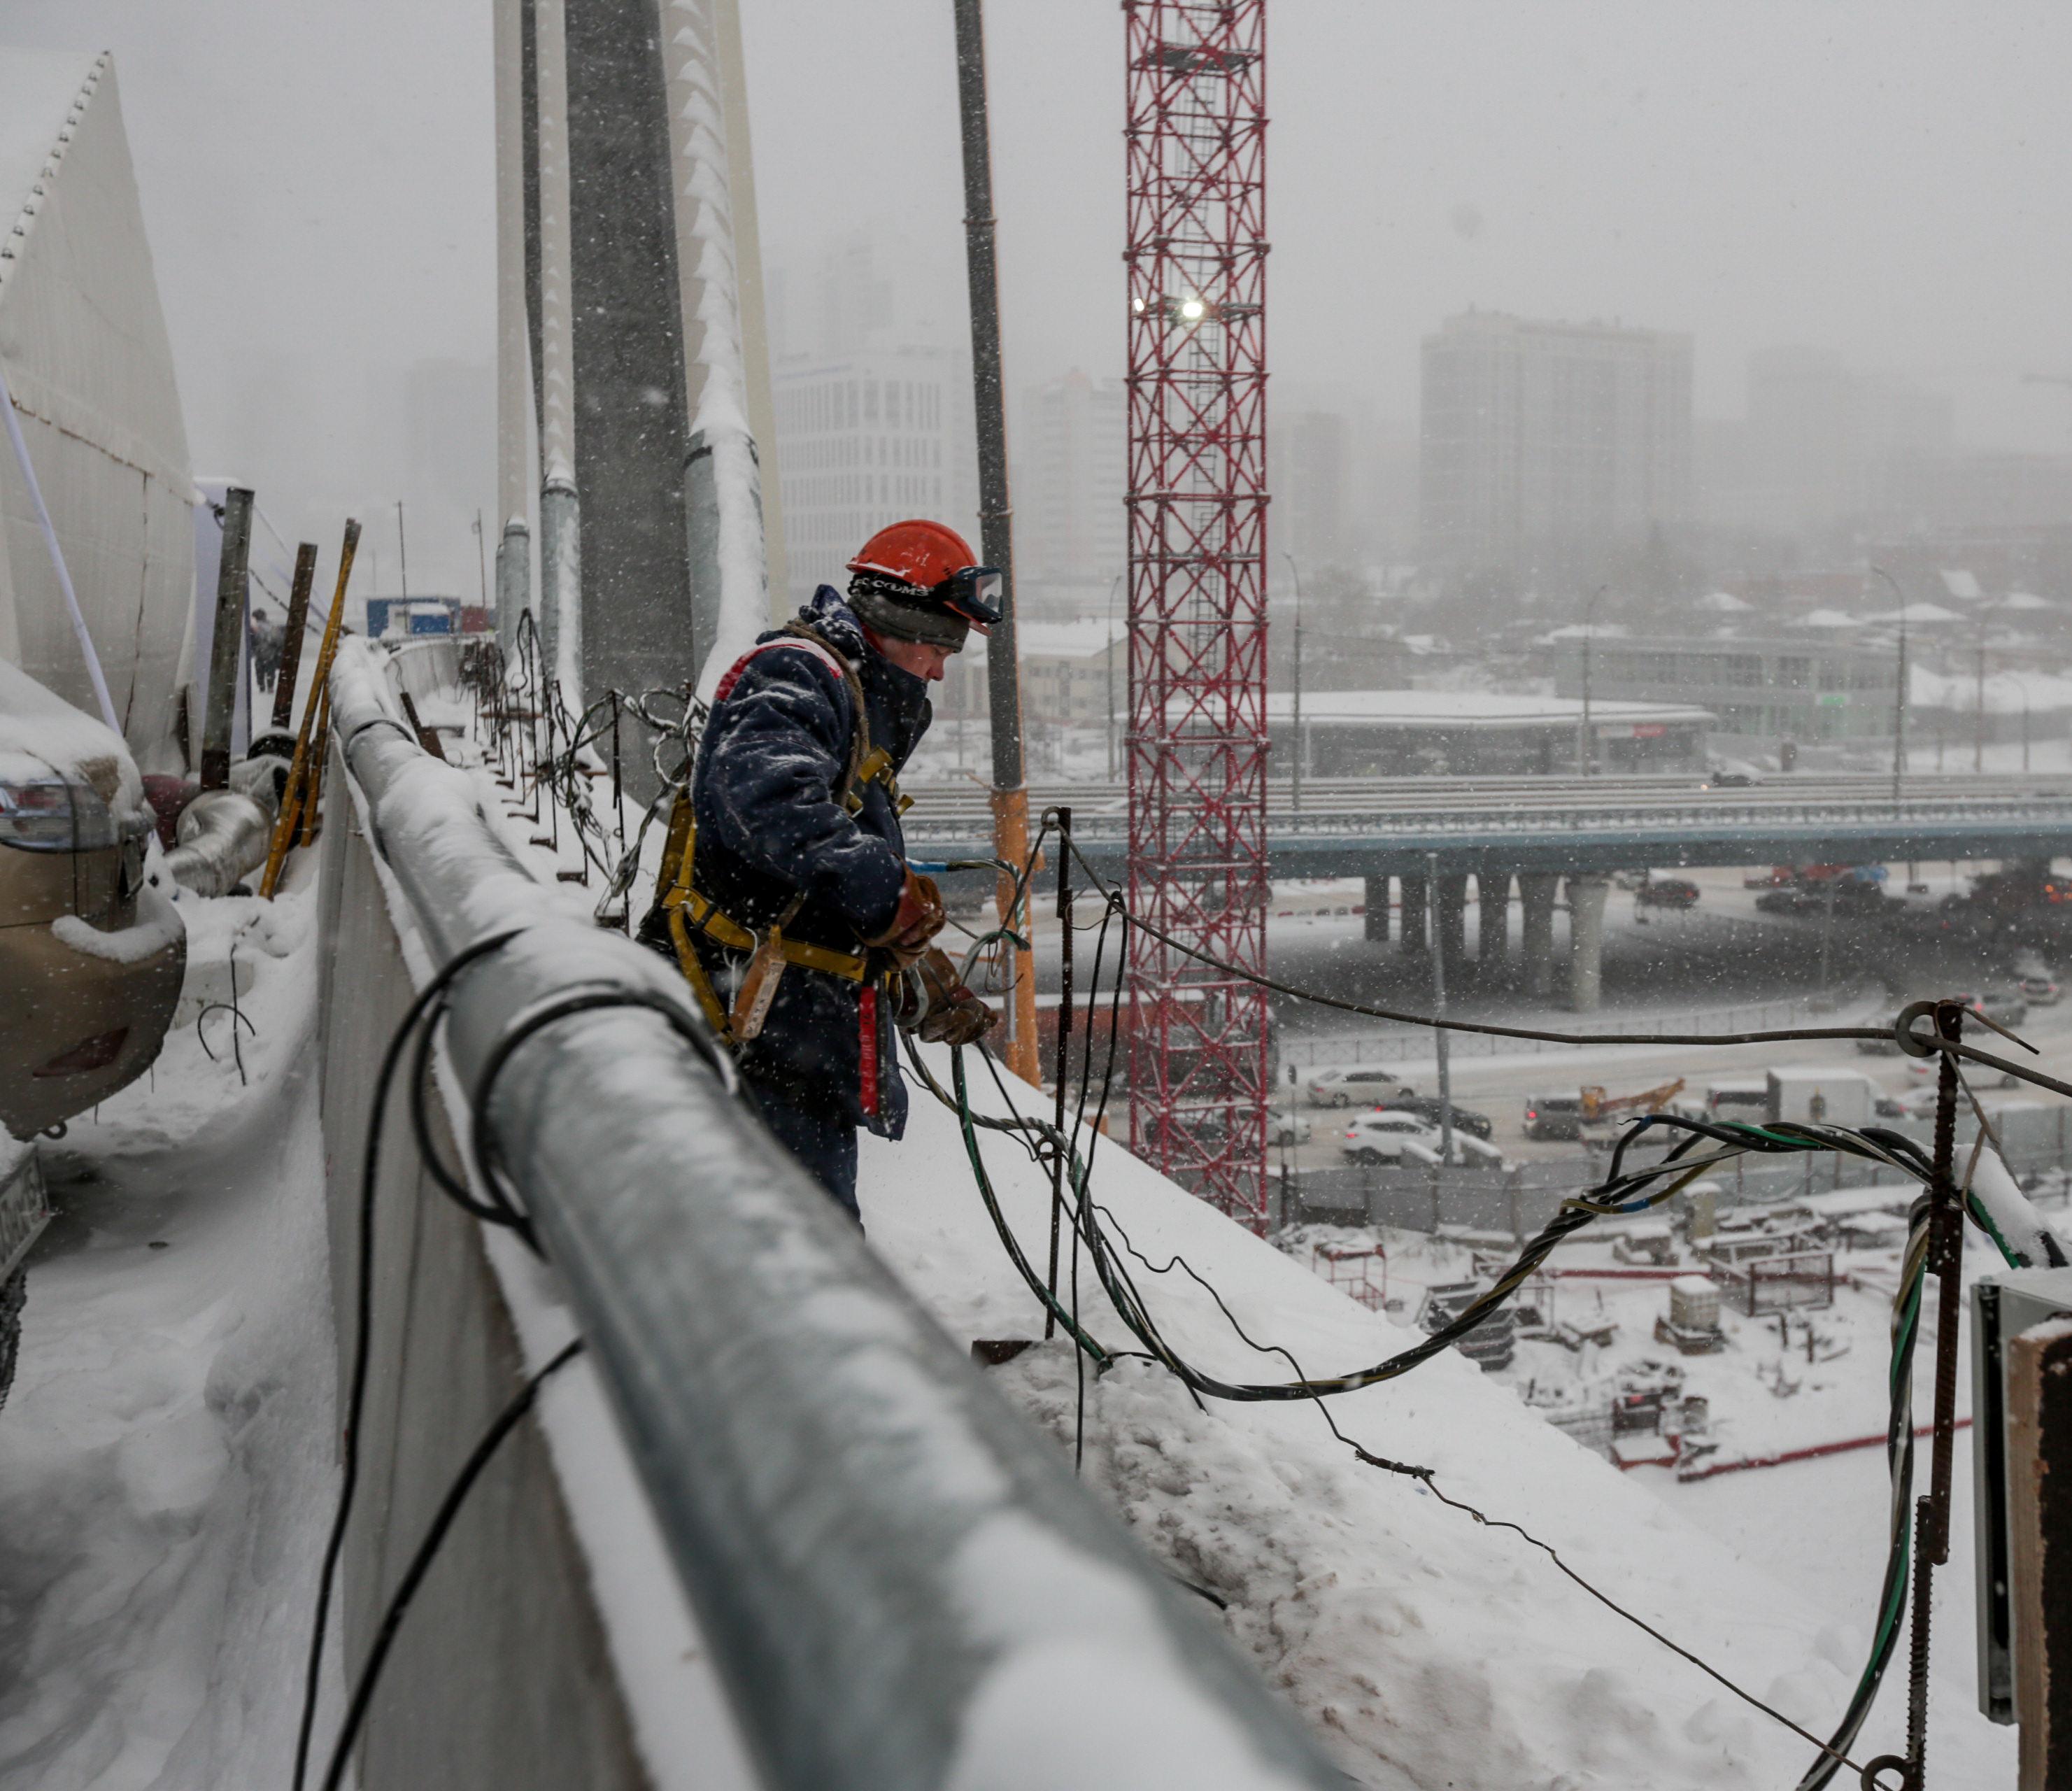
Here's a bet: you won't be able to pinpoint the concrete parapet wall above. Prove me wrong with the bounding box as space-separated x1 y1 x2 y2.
313 750 649 1791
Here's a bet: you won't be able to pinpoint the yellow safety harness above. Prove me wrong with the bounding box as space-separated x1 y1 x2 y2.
652 624 909 1047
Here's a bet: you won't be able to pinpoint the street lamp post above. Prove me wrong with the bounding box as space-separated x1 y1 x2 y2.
1577 584 1606 776
1105 572 1121 781
1283 552 1305 812
1976 639 1988 774
1872 566 1908 811
1426 849 1454 1163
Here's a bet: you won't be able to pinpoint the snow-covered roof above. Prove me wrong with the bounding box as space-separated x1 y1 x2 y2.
1697 590 1752 613
1868 602 1964 625
1792 608 1861 629
1536 622 1629 643
1994 590 2058 612
1016 618 1126 660
1264 690 1713 729
1910 665 2072 714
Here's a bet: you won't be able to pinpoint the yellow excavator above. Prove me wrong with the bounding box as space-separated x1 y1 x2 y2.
1579 1079 1687 1152
1580 1078 1686 1122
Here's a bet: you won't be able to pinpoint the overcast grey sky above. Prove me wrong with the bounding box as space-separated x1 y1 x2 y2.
4 1 2071 587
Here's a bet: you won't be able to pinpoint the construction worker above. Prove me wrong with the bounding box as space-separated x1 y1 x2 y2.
642 520 1001 1219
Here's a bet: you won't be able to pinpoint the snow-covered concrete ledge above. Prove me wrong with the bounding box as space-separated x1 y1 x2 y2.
316 637 1345 1790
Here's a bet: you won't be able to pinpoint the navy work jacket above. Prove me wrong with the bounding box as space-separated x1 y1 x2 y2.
660 586 932 1135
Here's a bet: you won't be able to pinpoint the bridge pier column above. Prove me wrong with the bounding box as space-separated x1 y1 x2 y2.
1399 873 1428 957
1363 875 1390 944
1519 874 1559 998
1567 875 1610 1012
1477 872 1511 981
1435 872 1468 977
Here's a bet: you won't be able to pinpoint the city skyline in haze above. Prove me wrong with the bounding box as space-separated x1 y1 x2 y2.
2 3 2070 597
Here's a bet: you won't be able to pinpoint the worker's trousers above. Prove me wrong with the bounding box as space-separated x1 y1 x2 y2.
741 1076 861 1223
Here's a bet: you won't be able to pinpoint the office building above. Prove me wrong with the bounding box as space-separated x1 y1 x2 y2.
1419 311 1691 576
772 351 979 600
1016 370 1127 588
1269 409 1351 570
1554 635 1899 749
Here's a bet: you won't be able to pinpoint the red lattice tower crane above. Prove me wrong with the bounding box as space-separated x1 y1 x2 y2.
1123 0 1270 1231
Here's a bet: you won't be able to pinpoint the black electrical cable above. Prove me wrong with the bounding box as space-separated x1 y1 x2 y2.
462 983 734 1249
917 830 2072 1781
291 926 530 1791
315 1338 585 1791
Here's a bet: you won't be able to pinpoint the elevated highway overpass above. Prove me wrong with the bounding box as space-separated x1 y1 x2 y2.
904 772 2072 1008
903 772 2072 881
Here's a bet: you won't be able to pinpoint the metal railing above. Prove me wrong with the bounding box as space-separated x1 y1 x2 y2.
901 779 2072 847
327 639 1344 1791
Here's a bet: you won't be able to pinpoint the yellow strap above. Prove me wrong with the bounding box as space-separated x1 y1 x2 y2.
678 888 869 981
667 903 734 1039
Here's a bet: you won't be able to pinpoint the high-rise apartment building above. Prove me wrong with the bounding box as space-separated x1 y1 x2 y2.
772 353 978 599
1269 410 1350 569
1419 311 1691 576
1016 370 1127 586
1743 346 1953 535
767 229 978 599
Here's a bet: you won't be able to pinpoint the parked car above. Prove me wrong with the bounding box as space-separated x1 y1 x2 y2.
1521 1092 1584 1141
1307 1065 1413 1107
1755 887 1820 916
1268 1107 1312 1146
1399 1133 1510 1169
1376 1093 1493 1139
1943 989 2029 1031
2 659 184 1140
1703 762 1762 789
1635 877 1700 910
2019 975 2062 1006
1338 1111 1442 1163
1877 1086 1943 1119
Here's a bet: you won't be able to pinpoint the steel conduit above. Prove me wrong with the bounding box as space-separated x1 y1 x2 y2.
327 639 1340 1791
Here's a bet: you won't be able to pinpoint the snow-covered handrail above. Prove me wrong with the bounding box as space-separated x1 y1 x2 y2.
325 636 1342 1791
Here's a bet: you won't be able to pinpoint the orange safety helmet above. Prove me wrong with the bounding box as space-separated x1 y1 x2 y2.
846 519 1002 629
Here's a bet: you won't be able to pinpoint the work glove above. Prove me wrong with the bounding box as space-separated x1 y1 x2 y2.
895 947 999 1047
864 869 946 968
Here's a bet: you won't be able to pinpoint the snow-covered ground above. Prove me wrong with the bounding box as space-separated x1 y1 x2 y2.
0 886 342 1790
0 660 2046 1790
861 1056 2024 1790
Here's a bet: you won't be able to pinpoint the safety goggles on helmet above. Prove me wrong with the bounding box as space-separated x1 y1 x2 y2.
934 565 1004 629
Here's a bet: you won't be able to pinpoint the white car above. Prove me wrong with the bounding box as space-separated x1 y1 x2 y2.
1268 1108 1312 1145
1307 1065 1414 1108
1339 1111 1442 1163
1399 1133 1511 1170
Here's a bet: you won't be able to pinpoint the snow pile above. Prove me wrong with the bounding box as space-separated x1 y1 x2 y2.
863 1055 1921 1790
0 885 340 1789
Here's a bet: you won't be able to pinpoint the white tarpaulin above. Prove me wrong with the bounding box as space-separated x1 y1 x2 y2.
0 50 195 772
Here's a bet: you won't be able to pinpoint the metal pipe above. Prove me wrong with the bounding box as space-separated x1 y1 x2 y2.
272 542 320 735
201 487 255 790
163 788 272 898
325 638 1343 1791
953 0 1037 1082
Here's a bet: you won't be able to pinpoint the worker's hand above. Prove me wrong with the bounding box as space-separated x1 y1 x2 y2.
865 869 946 968
897 948 998 1047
